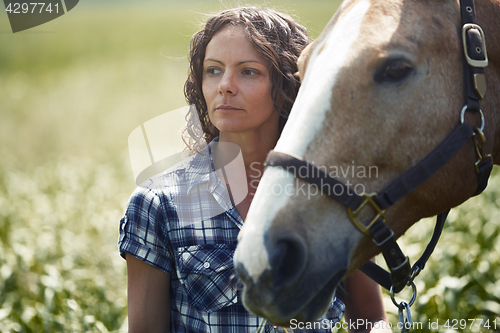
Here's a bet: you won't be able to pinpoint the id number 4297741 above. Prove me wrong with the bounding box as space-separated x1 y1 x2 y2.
442 318 498 330
5 2 60 14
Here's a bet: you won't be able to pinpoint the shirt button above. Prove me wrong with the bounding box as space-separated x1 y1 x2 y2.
203 262 210 269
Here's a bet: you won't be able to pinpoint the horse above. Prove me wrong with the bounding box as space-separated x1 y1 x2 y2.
233 0 500 326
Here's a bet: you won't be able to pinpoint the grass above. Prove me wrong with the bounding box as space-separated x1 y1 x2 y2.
1 0 499 332
0 156 129 332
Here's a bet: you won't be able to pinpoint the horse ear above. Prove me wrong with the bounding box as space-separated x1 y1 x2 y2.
297 42 315 82
294 71 301 81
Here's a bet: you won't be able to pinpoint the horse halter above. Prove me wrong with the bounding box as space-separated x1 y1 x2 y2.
263 0 492 326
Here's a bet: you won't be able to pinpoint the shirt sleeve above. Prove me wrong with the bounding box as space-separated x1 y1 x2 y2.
118 185 175 274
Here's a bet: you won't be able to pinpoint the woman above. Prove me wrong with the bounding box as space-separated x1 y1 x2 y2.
119 7 390 333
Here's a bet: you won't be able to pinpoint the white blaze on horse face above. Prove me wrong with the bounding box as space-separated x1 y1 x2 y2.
235 0 371 284
236 168 294 282
276 0 371 156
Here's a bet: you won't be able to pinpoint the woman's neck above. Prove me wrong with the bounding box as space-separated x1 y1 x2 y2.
217 129 279 221
218 130 278 176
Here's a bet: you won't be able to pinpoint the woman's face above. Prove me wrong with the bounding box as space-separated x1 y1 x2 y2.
202 25 279 137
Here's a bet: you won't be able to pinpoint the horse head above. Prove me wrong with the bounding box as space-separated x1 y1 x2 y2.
234 0 500 325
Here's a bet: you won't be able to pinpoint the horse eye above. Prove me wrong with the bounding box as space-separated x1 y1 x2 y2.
375 60 413 83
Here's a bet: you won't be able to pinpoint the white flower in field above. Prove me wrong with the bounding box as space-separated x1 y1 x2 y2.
67 299 78 311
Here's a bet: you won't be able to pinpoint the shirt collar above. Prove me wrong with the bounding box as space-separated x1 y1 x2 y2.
181 138 244 227
184 140 219 195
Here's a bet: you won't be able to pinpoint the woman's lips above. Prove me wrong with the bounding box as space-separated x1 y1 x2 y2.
215 105 244 113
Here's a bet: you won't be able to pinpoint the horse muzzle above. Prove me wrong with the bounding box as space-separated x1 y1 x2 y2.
234 231 347 326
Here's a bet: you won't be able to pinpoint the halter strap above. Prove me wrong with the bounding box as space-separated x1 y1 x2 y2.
372 122 474 210
359 210 449 291
264 152 365 210
460 0 493 195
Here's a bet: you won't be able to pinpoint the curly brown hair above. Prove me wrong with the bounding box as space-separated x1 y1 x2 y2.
183 6 309 152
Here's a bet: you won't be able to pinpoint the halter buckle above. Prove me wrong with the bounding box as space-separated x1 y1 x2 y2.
347 193 386 236
462 23 488 68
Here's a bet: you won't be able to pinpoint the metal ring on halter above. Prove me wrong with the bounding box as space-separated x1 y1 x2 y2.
390 281 417 309
460 105 485 131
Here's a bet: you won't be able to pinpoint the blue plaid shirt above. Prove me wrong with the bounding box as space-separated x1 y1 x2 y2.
119 141 345 333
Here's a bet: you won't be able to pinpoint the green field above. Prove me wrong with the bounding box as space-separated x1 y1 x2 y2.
1 1 499 332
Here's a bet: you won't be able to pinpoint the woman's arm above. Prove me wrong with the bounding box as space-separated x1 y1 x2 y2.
343 268 392 333
126 255 171 333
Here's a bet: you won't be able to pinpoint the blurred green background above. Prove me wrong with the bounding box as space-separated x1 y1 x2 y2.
0 0 499 332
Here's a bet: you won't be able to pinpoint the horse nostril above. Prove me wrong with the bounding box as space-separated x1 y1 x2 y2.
269 234 307 290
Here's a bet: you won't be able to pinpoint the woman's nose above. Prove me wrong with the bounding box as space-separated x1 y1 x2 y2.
218 72 237 96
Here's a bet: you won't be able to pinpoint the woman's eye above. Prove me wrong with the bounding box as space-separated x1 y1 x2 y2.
242 69 258 76
375 60 413 83
206 68 221 75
